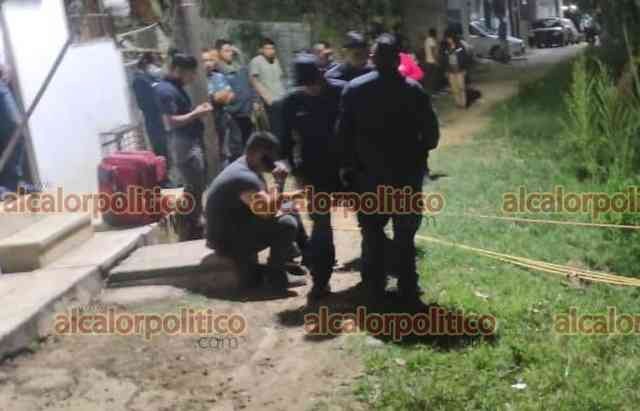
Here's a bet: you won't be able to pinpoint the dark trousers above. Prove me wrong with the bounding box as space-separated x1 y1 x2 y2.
423 63 440 95
308 210 335 287
235 115 254 147
358 212 423 293
265 102 282 136
215 111 232 169
169 135 206 240
0 137 23 192
222 115 254 168
144 114 170 168
356 175 425 294
211 214 299 286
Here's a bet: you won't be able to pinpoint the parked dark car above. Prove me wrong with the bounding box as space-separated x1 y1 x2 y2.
532 18 571 48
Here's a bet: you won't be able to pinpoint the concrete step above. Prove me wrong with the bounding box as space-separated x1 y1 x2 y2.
0 265 102 358
0 214 93 273
0 214 47 241
108 240 238 289
48 227 153 273
0 226 152 359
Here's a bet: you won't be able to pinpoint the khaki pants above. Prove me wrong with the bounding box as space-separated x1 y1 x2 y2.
448 71 467 108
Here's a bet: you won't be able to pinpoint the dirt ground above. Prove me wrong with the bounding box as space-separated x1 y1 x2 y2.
0 46 584 411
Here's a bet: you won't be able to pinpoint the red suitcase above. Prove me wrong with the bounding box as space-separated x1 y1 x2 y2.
98 151 167 227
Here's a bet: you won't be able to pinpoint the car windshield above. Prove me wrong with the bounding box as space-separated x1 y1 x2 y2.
533 19 562 29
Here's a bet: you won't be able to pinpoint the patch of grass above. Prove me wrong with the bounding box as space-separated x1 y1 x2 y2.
356 61 640 410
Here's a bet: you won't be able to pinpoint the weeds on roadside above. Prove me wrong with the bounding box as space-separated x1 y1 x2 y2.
562 55 640 182
561 29 640 276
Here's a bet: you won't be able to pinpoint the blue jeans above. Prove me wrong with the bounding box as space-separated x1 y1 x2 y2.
308 210 335 287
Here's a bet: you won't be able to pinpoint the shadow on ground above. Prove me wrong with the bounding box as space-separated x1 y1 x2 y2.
276 284 497 350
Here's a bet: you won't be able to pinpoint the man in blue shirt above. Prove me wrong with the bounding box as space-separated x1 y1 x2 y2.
204 49 242 169
215 40 259 164
154 51 213 241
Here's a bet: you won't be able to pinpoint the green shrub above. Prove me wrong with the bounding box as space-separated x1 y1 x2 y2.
564 43 640 276
563 54 640 182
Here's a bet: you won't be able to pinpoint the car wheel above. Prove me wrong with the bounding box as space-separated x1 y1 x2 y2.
490 46 501 61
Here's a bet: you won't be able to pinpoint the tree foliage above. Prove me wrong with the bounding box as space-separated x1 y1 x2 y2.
201 0 402 38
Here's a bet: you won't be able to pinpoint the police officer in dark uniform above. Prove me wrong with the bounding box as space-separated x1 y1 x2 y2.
132 53 169 171
325 31 373 85
279 54 345 300
154 51 213 241
327 31 395 280
337 34 440 302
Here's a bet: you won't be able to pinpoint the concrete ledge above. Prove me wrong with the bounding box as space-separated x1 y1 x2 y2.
0 214 93 273
48 226 152 275
0 265 103 359
0 214 47 241
108 240 238 289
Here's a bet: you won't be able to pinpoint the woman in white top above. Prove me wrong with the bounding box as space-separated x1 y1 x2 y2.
424 28 440 94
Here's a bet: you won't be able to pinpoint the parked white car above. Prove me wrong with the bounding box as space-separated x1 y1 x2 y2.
468 21 526 61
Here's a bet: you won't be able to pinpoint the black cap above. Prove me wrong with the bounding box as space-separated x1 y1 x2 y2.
293 53 321 86
343 31 367 49
374 33 400 54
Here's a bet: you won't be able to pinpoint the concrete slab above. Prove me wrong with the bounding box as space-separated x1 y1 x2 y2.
99 286 188 306
0 265 102 358
108 240 238 289
0 214 46 241
0 214 93 273
48 226 152 274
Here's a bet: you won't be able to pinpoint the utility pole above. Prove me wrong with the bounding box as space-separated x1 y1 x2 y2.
173 0 219 180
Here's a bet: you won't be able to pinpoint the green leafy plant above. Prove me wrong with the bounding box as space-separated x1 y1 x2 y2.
563 52 640 183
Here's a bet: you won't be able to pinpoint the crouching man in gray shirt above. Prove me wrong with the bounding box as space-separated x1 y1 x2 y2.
205 132 302 293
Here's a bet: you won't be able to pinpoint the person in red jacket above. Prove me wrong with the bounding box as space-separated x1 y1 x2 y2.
398 52 424 82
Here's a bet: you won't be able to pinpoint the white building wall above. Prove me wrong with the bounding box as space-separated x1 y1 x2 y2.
2 0 132 193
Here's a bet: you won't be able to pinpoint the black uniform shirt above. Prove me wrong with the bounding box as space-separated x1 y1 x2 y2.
154 77 204 140
280 79 344 190
325 63 373 85
336 70 440 188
